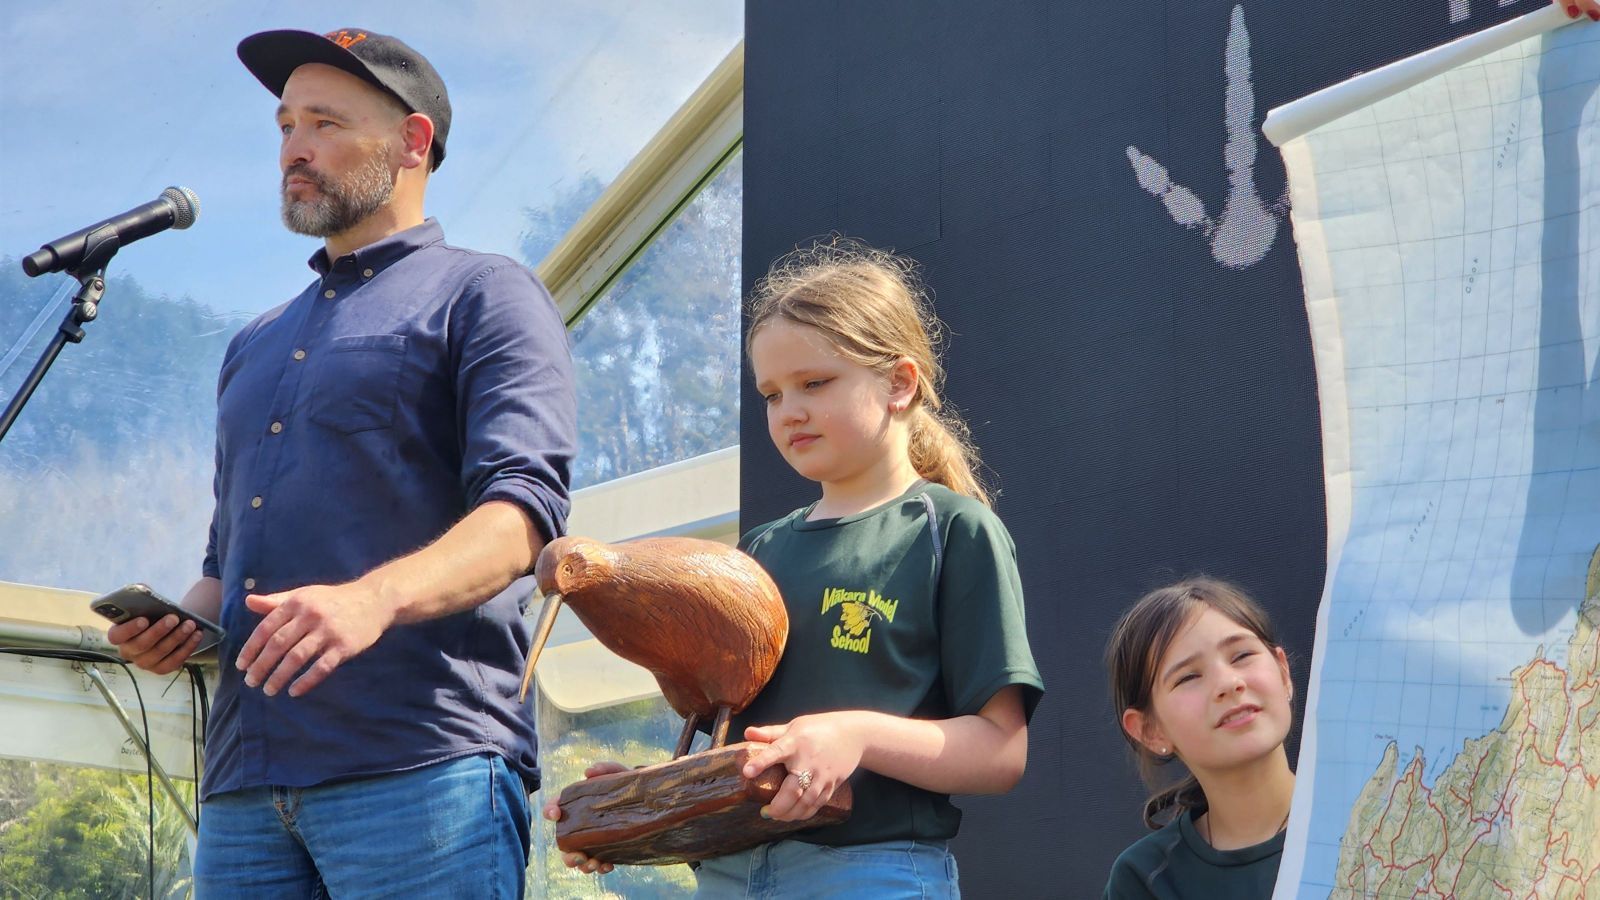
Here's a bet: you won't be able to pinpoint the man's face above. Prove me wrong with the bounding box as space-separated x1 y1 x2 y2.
276 63 402 237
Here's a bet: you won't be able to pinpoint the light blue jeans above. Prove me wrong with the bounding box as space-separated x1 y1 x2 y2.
694 838 960 899
193 753 531 899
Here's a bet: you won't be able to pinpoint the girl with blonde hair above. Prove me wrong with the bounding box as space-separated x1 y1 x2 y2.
551 238 1044 898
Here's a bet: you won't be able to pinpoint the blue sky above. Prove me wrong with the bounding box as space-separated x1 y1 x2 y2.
0 0 741 314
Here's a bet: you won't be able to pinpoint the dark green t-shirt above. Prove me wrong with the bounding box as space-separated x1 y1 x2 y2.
1103 808 1285 899
735 481 1044 847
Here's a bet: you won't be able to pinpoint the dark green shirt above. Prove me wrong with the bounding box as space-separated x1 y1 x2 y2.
1103 808 1285 899
736 481 1044 847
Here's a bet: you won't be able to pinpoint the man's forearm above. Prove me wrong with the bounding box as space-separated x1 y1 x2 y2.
182 576 224 622
359 499 545 625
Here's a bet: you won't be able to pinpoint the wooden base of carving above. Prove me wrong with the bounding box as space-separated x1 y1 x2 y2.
553 742 853 866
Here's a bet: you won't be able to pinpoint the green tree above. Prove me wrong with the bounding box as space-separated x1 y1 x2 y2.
0 760 192 900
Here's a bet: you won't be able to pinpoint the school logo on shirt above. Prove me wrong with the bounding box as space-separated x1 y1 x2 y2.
820 587 898 654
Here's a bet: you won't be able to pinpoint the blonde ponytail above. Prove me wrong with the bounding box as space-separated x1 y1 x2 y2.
748 238 991 506
908 406 989 505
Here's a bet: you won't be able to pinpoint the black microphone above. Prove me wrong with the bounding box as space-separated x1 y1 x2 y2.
22 186 200 277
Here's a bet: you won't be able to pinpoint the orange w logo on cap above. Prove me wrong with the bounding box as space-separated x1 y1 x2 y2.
324 30 368 49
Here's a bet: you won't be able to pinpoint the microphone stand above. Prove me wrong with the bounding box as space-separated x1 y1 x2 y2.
0 226 121 444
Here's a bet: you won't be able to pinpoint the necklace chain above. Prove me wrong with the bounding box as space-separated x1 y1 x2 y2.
1199 808 1291 849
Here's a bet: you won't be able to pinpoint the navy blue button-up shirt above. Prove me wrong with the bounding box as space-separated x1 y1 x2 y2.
200 219 576 799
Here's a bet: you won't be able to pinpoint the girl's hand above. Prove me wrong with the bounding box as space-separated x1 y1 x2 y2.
742 712 866 822
541 761 628 875
1556 0 1600 21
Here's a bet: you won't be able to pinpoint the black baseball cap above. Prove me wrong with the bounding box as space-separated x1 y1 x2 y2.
238 28 451 170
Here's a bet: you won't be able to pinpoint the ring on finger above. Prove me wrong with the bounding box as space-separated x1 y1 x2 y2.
794 769 813 791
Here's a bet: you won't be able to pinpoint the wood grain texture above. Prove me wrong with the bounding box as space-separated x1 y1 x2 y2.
534 536 789 721
554 742 853 865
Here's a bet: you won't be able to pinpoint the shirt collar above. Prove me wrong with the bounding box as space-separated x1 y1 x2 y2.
307 218 445 278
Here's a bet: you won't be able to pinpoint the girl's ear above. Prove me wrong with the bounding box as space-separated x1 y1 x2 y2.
1274 645 1293 701
1122 707 1171 757
887 357 919 412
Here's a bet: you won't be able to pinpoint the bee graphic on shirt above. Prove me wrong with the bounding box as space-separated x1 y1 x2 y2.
820 587 898 655
838 601 881 638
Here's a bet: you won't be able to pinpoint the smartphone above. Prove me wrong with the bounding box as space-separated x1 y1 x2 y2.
90 583 226 656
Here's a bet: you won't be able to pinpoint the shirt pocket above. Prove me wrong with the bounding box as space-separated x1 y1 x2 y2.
308 334 409 434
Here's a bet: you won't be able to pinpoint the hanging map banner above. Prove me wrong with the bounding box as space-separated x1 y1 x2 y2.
1265 7 1599 897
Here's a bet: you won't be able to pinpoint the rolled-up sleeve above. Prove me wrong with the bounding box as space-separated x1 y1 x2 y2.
202 444 222 579
450 264 577 544
202 327 248 581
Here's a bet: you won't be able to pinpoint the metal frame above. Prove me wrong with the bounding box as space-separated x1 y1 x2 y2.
536 41 744 325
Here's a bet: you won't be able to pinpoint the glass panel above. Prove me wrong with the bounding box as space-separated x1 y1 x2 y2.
0 1 741 592
529 691 699 897
567 152 743 489
2 9 741 897
525 151 743 893
0 3 744 316
0 264 238 594
0 758 196 899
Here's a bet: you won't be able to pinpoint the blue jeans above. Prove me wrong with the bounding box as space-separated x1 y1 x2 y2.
194 753 531 899
694 839 960 899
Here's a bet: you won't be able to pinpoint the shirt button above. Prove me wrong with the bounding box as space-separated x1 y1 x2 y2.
323 289 336 299
293 349 306 361
362 268 374 278
251 496 263 509
270 421 283 434
243 578 256 590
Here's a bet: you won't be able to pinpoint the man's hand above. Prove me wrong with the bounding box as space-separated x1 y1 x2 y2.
108 615 204 675
106 577 220 674
235 581 395 698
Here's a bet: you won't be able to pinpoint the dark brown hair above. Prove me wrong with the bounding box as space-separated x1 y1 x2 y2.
747 237 989 504
1104 577 1283 828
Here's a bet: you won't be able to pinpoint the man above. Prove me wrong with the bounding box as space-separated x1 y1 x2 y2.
107 28 576 898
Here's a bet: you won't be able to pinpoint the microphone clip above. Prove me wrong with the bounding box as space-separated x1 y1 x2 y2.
70 223 123 283
0 250 112 444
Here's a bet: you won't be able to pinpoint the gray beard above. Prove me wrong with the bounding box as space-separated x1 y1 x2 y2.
280 149 395 238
